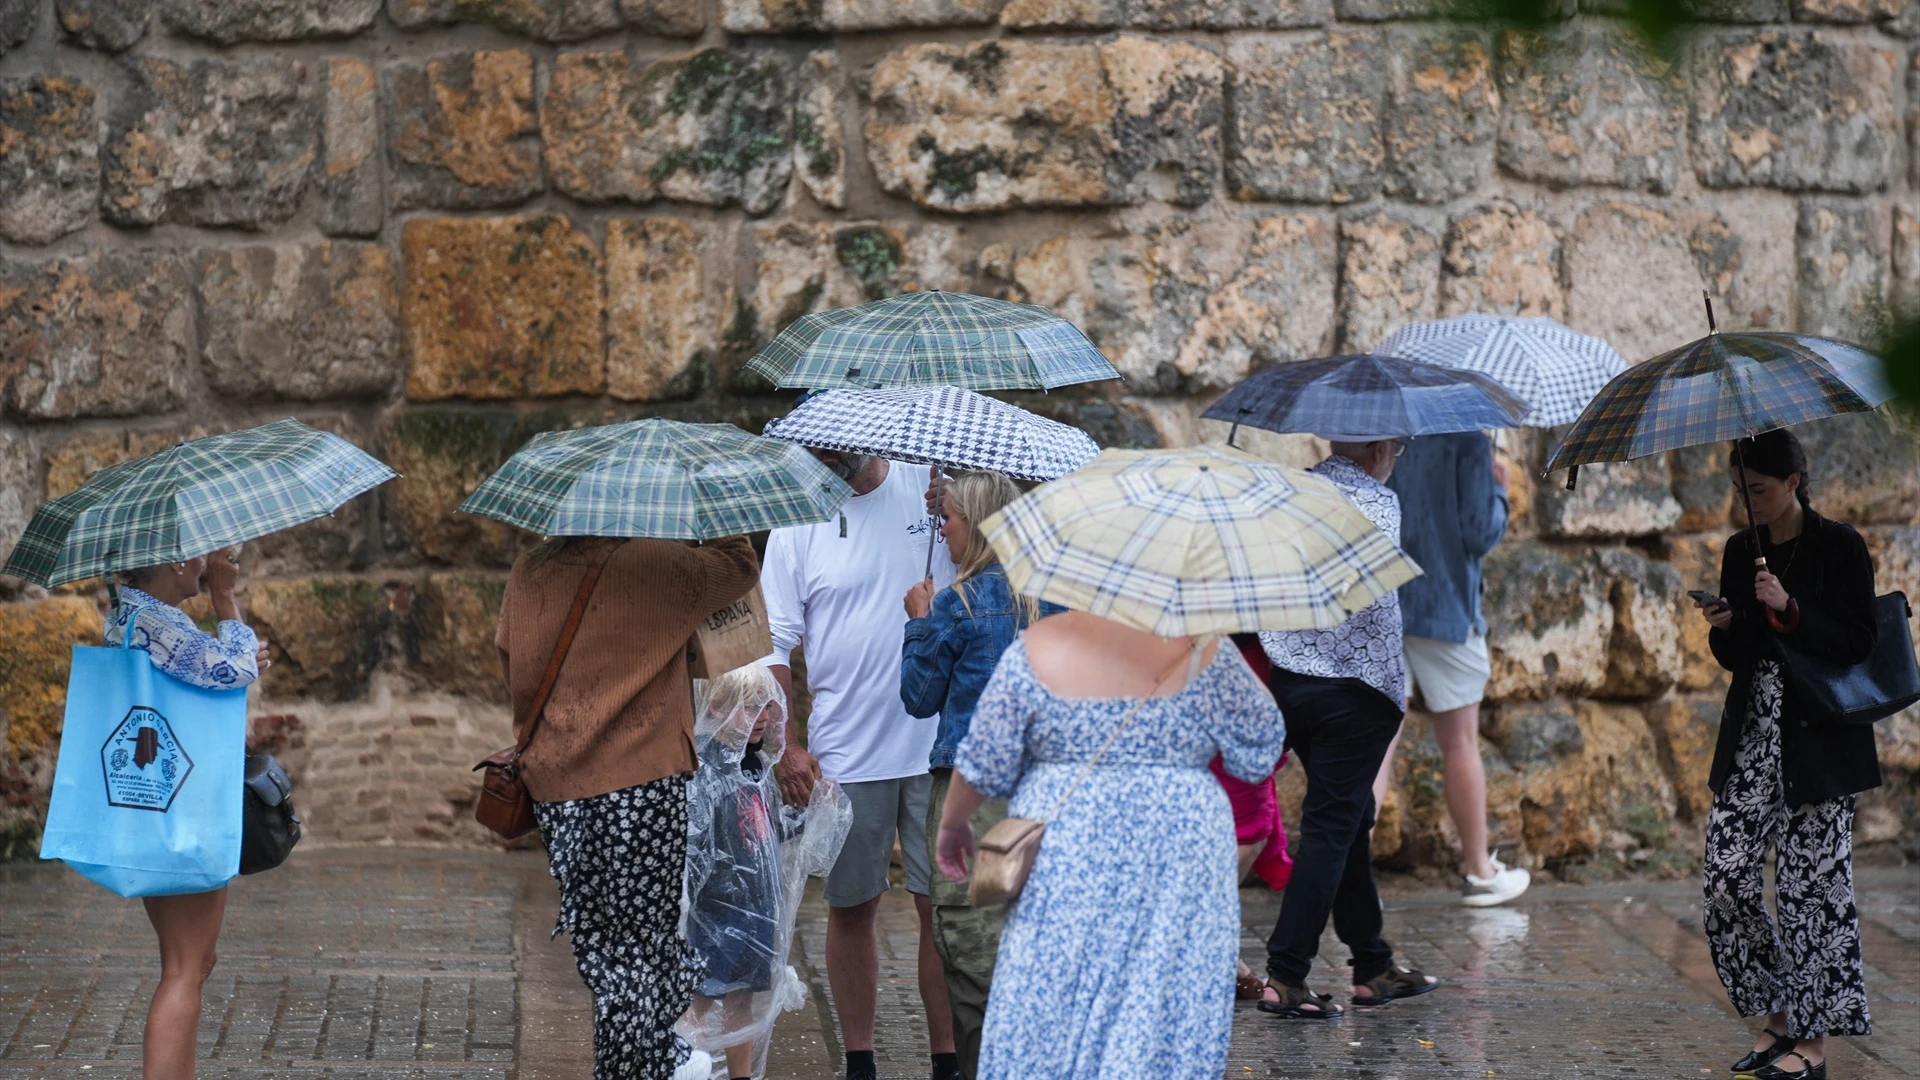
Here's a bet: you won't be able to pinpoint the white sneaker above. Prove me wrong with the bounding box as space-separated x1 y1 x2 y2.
1461 853 1530 907
673 1049 714 1080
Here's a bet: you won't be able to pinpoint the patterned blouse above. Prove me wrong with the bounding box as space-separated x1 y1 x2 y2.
104 585 262 691
1261 454 1407 709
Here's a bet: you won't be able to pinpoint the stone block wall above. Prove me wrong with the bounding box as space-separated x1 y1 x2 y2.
1 0 1918 871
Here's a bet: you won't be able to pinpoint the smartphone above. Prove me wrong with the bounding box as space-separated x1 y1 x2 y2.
1687 589 1727 610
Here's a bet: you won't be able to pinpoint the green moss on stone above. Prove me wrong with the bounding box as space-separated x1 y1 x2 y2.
914 137 1008 201
386 411 507 468
941 41 1008 89
668 51 734 114
662 350 713 400
308 578 385 618
794 113 836 180
835 228 903 302
1623 800 1670 848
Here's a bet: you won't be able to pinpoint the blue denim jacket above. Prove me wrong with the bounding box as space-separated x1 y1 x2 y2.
1386 431 1509 643
901 564 1059 768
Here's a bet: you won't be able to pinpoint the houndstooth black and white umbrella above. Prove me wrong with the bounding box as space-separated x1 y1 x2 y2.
761 386 1100 482
1379 314 1627 428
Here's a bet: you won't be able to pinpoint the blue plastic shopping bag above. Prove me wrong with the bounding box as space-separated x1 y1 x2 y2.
39 612 247 897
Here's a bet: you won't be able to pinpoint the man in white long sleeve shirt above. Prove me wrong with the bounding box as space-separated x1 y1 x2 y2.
762 448 959 1080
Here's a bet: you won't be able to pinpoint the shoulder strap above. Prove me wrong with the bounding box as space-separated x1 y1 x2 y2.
1044 636 1213 822
115 603 154 649
514 543 620 762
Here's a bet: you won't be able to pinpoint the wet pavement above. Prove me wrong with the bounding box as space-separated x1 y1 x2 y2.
1 849 1915 1079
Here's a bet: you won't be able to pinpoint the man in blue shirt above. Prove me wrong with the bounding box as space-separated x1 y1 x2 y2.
1381 432 1531 907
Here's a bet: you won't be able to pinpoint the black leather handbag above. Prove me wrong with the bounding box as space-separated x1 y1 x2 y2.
1775 592 1920 726
240 753 302 875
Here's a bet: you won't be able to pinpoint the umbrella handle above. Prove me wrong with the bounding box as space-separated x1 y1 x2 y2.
924 464 942 578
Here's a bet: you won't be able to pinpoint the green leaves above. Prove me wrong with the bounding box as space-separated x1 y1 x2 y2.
1445 0 1700 56
1880 318 1920 415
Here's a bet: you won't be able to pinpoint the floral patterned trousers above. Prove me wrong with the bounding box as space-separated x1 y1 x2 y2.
535 776 705 1080
1702 662 1870 1040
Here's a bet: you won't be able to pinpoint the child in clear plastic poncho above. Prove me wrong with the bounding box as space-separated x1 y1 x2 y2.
681 663 852 1080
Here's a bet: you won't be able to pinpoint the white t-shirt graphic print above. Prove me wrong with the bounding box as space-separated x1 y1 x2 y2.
761 461 958 784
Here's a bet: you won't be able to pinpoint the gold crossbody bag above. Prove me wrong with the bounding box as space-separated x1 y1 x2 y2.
968 638 1211 908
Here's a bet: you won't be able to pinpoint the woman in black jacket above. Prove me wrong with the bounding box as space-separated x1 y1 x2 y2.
1695 429 1880 1080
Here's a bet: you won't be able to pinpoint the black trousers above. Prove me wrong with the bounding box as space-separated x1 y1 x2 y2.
1263 671 1404 988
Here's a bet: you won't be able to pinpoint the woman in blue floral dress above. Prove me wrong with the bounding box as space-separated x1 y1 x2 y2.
934 614 1286 1080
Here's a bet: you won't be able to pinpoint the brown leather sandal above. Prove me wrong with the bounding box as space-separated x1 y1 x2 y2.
1351 965 1439 1007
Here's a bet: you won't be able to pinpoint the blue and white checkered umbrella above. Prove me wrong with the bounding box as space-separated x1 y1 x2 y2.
1379 314 1627 428
1201 354 1527 441
762 387 1100 482
742 290 1121 391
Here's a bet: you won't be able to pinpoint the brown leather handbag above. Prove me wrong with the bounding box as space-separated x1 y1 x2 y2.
968 641 1204 907
473 546 615 839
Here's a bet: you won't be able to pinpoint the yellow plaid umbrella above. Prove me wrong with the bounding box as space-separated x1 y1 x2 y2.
981 445 1420 637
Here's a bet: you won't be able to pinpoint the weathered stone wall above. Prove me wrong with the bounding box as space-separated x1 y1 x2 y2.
1 0 1917 871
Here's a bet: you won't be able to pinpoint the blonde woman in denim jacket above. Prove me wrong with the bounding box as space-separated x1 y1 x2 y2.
900 471 1060 1080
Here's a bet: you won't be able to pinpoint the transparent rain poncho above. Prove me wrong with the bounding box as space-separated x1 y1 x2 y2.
679 664 852 1080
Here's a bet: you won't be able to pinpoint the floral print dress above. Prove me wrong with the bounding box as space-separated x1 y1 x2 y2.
954 640 1286 1080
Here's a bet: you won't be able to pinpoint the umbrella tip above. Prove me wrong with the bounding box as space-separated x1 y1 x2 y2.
1702 290 1718 335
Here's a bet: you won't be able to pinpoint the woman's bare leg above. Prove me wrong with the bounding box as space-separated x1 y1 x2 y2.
1236 839 1268 886
1429 703 1495 879
142 889 227 1080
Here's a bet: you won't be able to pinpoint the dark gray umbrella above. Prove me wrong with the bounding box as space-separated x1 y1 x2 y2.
1202 354 1528 443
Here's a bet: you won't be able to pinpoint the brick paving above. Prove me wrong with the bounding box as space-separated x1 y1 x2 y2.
1 849 1915 1079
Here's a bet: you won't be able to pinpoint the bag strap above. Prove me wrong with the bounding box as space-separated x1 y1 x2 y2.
115 603 153 649
513 544 620 763
1043 636 1213 823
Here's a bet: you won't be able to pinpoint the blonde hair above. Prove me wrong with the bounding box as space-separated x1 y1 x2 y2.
704 663 784 729
945 471 1041 625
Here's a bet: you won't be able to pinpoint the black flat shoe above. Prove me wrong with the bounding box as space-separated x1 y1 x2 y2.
1733 1030 1794 1074
1746 1051 1825 1080
1255 981 1344 1020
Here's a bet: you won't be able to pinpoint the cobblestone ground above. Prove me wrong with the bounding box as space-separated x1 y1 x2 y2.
1 850 1915 1079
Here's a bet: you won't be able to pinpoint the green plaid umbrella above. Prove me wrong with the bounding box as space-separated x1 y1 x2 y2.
1544 330 1890 477
458 419 852 539
2 419 397 588
742 290 1121 391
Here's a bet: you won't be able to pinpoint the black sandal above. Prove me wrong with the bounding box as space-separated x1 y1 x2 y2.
1746 1051 1825 1080
1255 980 1344 1020
1352 965 1439 1007
1732 1030 1794 1074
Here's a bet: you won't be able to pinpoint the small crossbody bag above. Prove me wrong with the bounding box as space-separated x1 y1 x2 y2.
473 544 617 840
968 638 1210 908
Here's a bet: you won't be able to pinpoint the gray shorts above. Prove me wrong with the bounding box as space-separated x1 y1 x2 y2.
1405 632 1492 713
825 773 932 908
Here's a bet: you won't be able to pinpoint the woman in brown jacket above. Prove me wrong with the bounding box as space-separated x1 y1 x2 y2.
496 534 759 1080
